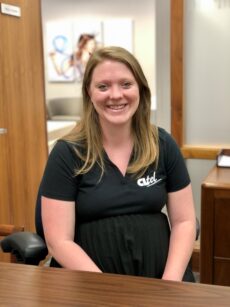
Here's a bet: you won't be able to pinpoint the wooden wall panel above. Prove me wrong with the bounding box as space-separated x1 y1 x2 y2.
171 0 184 147
0 0 48 231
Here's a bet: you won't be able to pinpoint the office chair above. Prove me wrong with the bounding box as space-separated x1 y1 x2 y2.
0 186 200 266
0 187 48 265
46 97 83 121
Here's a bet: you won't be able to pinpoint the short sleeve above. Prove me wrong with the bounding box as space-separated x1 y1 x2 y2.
40 140 81 201
158 128 190 193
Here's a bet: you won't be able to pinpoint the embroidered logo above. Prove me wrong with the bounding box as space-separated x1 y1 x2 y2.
137 171 162 187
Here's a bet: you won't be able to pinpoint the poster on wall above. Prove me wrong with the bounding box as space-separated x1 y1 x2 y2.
46 20 102 82
46 21 74 82
46 19 133 83
72 20 102 82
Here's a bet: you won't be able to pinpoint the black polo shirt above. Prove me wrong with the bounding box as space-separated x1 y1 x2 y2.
40 127 190 223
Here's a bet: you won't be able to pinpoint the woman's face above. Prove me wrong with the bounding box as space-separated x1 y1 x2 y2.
88 60 140 128
85 39 96 53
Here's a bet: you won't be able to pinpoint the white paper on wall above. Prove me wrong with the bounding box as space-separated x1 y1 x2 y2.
103 19 133 52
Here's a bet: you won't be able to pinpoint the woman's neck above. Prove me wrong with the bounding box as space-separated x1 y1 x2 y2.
101 123 134 176
101 122 133 148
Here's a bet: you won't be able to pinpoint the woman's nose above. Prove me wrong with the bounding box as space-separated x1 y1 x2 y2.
110 85 123 100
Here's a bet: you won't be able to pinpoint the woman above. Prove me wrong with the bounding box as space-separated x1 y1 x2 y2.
49 34 97 81
41 46 196 281
73 34 97 81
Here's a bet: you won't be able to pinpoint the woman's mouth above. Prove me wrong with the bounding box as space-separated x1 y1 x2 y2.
107 104 127 110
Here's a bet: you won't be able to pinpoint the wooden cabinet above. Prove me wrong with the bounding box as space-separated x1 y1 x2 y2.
200 166 230 286
0 0 47 232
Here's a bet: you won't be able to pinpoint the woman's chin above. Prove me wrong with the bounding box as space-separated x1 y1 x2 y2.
101 115 131 127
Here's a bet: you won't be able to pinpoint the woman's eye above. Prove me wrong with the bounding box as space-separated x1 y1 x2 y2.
97 84 108 91
122 82 132 89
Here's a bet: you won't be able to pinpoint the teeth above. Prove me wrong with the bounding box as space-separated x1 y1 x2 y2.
108 104 126 110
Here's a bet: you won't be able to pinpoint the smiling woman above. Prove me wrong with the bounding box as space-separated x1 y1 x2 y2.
42 0 156 96
88 60 140 128
39 46 196 283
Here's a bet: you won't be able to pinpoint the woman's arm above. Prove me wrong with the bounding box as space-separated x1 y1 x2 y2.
162 183 196 281
41 196 102 272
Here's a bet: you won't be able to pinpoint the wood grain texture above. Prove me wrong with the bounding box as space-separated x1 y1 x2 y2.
0 262 230 306
200 166 230 286
0 0 48 231
181 145 230 160
171 0 184 146
0 224 24 237
0 224 24 263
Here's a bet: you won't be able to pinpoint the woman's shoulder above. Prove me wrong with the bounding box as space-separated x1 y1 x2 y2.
51 139 75 152
156 126 181 155
157 126 174 144
49 139 82 161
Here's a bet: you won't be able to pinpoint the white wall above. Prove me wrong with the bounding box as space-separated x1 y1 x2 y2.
184 0 230 145
184 0 230 220
41 0 157 105
155 0 171 132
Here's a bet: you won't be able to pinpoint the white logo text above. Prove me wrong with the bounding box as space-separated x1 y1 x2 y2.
137 172 162 187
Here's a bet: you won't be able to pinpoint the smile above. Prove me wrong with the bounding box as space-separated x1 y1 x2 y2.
107 104 127 110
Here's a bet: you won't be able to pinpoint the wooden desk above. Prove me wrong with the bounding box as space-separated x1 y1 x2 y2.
0 262 230 306
200 166 230 286
47 120 76 142
47 120 76 152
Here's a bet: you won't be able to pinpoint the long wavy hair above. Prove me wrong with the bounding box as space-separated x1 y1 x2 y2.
63 46 159 178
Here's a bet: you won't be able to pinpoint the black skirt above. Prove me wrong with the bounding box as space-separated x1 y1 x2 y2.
50 213 195 282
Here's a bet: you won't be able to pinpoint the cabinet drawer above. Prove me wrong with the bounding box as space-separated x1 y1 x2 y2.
214 258 230 286
214 199 230 257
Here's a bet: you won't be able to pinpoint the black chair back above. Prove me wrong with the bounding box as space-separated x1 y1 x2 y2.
35 186 45 240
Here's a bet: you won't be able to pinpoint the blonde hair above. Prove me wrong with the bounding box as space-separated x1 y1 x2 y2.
63 46 159 178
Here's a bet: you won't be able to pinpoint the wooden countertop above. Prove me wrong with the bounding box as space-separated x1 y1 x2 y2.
202 166 230 189
0 262 230 306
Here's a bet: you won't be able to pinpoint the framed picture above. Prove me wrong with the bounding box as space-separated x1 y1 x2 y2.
46 20 102 82
46 21 74 82
46 19 133 83
72 20 102 82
